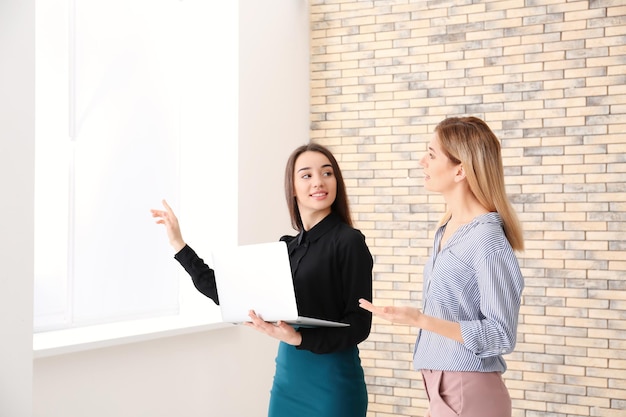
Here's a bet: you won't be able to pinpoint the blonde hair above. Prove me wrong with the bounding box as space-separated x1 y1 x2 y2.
435 117 524 251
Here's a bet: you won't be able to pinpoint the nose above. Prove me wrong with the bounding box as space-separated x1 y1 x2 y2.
312 174 323 188
419 153 428 167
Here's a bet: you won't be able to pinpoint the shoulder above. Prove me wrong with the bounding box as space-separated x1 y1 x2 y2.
473 220 508 249
453 213 511 262
332 221 367 244
279 234 297 244
330 224 372 264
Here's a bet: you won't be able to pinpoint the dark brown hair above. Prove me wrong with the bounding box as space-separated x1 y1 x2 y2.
284 142 352 231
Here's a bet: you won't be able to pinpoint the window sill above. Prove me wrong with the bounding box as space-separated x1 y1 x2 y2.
33 307 230 359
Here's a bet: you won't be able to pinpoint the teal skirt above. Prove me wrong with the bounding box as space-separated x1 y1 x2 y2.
268 342 368 417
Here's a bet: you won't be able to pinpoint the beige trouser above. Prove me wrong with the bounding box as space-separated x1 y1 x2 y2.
421 370 512 417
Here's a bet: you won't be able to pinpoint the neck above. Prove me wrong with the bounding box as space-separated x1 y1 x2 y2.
443 188 489 225
301 208 332 231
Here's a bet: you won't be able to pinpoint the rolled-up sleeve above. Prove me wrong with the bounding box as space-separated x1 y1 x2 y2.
460 249 524 357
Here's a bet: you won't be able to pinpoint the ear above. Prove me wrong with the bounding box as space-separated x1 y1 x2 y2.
454 164 466 183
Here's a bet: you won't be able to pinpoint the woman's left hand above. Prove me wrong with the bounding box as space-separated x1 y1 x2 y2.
243 310 303 346
359 298 423 326
360 299 464 343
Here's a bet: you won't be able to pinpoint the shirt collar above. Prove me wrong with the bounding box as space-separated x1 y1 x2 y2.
296 212 341 245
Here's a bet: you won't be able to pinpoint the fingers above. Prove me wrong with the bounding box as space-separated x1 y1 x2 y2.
247 310 271 329
150 200 174 218
359 299 397 323
248 309 261 323
150 210 166 226
150 209 169 226
246 311 292 337
162 199 173 213
360 299 395 315
359 298 372 310
151 200 177 224
359 298 380 315
275 320 293 332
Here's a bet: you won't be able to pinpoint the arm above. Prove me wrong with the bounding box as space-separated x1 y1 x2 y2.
359 249 523 351
459 249 523 357
358 300 463 343
151 199 219 304
174 245 219 304
297 230 373 354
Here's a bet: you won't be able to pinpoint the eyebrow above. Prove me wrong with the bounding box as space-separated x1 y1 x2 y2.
297 163 333 173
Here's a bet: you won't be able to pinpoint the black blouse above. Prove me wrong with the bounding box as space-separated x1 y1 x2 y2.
174 212 373 354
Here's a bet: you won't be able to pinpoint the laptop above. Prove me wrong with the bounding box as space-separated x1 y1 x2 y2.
210 241 349 328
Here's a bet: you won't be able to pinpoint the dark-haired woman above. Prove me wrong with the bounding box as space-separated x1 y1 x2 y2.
152 142 373 417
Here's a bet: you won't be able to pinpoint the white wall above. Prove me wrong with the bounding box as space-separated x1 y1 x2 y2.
34 326 278 417
0 0 35 416
239 0 310 244
29 1 309 416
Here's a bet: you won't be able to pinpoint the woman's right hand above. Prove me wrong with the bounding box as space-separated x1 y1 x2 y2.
150 199 186 253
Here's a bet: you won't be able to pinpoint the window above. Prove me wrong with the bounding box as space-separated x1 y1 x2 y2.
35 0 238 332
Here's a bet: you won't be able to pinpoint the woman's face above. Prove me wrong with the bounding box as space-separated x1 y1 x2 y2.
419 133 461 194
293 150 337 220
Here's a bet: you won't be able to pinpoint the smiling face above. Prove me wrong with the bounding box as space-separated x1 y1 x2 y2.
419 133 463 195
293 150 337 223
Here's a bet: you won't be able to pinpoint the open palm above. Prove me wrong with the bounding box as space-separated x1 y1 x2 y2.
359 298 422 326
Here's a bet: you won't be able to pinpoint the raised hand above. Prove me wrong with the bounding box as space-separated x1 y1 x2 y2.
150 199 186 253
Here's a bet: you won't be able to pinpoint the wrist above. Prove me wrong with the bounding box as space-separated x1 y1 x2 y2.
291 331 302 347
171 240 186 253
415 311 426 328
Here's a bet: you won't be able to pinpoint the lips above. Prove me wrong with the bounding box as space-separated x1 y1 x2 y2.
310 191 328 199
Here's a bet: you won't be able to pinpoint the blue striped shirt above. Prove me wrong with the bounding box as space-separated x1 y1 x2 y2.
413 212 524 373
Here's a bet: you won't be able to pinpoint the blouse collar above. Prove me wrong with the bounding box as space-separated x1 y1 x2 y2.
296 212 341 246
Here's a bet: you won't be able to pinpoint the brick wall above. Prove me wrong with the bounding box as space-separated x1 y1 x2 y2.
309 1 626 416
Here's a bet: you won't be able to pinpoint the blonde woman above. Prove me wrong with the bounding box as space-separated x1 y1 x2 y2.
360 116 524 417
